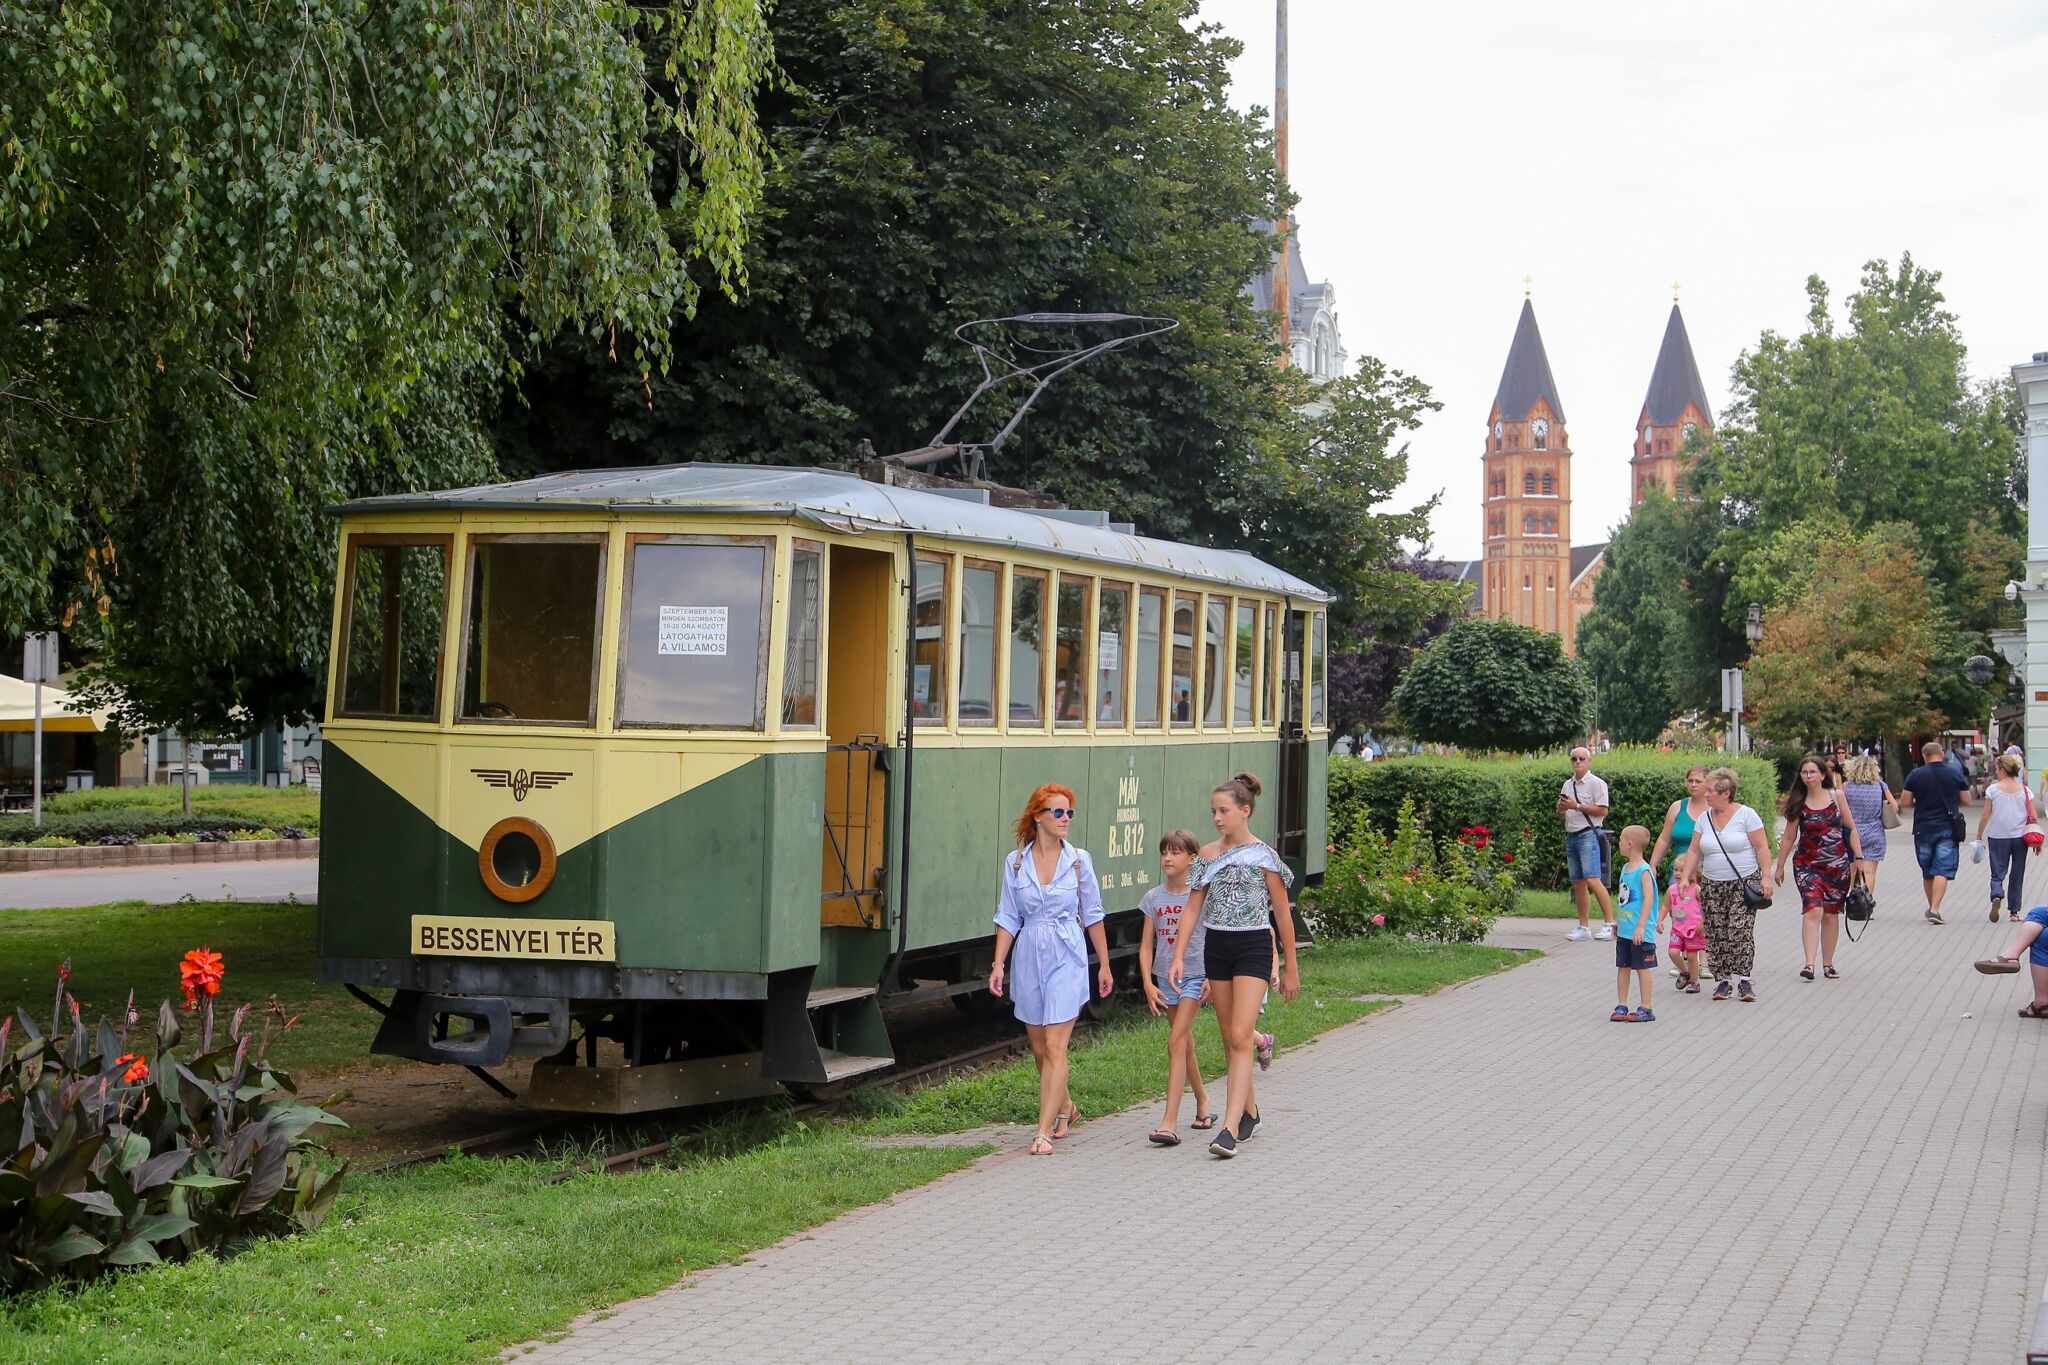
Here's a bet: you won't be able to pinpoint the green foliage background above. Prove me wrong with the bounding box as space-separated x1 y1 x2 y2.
1391 617 1594 753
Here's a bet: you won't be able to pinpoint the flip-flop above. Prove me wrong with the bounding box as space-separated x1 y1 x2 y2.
1190 1112 1217 1130
1147 1129 1181 1146
1029 1135 1054 1155
1978 957 2023 974
1051 1104 1080 1139
2020 1002 2048 1019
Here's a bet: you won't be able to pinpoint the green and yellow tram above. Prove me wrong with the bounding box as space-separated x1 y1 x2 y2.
317 465 1331 1110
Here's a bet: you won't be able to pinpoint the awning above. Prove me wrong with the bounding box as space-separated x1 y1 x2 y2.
0 674 108 733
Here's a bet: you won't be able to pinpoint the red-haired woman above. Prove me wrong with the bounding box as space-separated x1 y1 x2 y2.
989 782 1113 1156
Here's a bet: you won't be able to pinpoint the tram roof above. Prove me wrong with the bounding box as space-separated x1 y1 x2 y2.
340 464 1335 602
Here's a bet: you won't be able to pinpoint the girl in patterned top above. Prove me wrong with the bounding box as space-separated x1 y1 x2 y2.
1169 773 1299 1158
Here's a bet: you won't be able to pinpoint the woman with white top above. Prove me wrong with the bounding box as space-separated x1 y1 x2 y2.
1675 766 1776 1003
1977 754 2032 922
989 781 1113 1156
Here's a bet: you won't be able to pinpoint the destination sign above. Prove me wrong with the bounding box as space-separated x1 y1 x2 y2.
411 915 617 962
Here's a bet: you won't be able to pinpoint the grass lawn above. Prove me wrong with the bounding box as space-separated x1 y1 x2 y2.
0 901 369 1077
1517 889 1582 918
0 931 1531 1361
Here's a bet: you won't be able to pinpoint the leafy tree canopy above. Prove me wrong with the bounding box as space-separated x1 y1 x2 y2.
2 1 775 734
1392 617 1593 754
494 0 1437 627
1328 556 1463 747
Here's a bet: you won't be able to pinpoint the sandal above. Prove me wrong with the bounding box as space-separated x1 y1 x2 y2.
1255 1032 1275 1071
1823 965 1839 980
1190 1112 1217 1130
1050 1104 1080 1139
1977 956 2023 975
1800 965 1815 981
2018 1002 2048 1019
1029 1135 1055 1155
1147 1128 1181 1146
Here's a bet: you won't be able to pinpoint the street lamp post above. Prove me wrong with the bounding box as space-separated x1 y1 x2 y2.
1726 602 1763 753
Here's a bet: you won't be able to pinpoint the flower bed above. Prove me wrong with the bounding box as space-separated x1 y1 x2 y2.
0 838 318 873
1305 797 1518 943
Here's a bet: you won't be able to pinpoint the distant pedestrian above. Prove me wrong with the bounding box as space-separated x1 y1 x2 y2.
1900 740 1973 925
1973 905 2048 1017
1825 744 1854 787
1675 767 1775 1002
1610 826 1661 1022
1559 747 1617 942
1838 754 1897 901
989 783 1113 1156
1169 773 1299 1159
1772 755 1863 982
1140 829 1215 1145
1975 754 2032 923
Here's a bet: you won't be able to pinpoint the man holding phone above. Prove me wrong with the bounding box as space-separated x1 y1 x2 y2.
1560 747 1617 941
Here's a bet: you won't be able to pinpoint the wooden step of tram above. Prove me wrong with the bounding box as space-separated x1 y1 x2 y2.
817 1049 894 1083
805 984 880 1010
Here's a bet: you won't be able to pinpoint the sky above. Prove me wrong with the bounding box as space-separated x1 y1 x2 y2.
1198 0 2048 561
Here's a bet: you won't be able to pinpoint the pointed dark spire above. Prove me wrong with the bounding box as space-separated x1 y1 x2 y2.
1642 304 1713 426
1493 299 1565 423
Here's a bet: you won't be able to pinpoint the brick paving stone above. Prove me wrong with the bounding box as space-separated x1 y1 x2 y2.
512 816 2048 1363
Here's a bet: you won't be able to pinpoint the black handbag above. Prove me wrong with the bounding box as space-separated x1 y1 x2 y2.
1706 807 1772 910
1843 882 1874 941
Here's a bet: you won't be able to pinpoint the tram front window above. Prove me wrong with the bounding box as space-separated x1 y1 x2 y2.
618 540 769 729
1202 596 1228 726
460 539 603 724
338 539 448 720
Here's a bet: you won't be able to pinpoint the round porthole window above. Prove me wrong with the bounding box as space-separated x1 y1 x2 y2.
478 817 557 903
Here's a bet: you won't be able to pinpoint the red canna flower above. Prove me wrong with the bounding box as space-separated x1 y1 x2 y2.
57 957 72 984
1503 853 1515 864
180 947 226 1005
114 1052 149 1084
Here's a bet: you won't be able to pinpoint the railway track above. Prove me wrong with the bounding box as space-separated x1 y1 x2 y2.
366 1033 1032 1178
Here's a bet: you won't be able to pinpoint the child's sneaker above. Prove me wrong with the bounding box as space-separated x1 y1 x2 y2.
1610 1003 1634 1022
1685 978 1702 993
1255 1032 1275 1071
1632 1007 1656 1022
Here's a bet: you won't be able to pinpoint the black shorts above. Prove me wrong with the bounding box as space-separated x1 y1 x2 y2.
1206 928 1273 981
1614 938 1658 971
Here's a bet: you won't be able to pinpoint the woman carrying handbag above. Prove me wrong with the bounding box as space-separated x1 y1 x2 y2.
1675 766 1776 1002
1839 753 1896 907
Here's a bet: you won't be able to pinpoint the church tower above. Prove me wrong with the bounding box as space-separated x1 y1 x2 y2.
1631 303 1714 503
1480 299 1574 642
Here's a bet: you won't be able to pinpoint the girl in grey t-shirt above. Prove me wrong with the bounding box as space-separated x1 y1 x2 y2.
1140 830 1216 1145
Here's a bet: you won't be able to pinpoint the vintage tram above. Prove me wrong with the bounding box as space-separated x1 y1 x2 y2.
317 464 1331 1110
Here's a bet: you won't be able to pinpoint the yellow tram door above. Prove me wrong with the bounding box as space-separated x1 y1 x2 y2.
820 544 893 929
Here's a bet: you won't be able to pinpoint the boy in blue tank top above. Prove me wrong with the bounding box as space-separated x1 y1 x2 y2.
1612 825 1662 1022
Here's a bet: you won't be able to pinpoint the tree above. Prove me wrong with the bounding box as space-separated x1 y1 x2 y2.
3 2 776 736
493 0 1438 627
1392 617 1593 754
1745 528 1948 743
1328 556 1464 747
1576 492 1693 743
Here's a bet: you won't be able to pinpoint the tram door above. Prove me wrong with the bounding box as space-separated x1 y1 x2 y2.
821 545 893 928
1274 609 1309 862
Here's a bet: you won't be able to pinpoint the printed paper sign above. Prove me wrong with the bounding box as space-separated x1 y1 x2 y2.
659 605 728 656
1098 632 1120 671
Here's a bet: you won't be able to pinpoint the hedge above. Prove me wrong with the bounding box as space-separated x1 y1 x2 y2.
1329 748 1782 890
0 810 311 846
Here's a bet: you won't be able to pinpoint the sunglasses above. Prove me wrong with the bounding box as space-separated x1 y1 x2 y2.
1043 807 1076 820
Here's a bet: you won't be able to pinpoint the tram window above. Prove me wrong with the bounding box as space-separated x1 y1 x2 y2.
1310 610 1328 728
617 540 768 729
1261 603 1278 728
1202 596 1228 727
1233 602 1257 726
912 555 950 725
781 544 822 728
1053 574 1091 728
338 539 448 720
1135 587 1165 728
460 538 603 725
1009 569 1046 726
1097 582 1131 727
1170 593 1197 728
960 561 1000 726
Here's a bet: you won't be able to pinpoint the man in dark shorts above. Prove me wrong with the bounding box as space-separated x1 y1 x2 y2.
1900 740 1973 924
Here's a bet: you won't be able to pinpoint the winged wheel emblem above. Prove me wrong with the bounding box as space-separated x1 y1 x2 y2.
472 768 571 802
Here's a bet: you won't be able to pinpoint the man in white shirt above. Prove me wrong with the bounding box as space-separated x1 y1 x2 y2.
1559 747 1617 941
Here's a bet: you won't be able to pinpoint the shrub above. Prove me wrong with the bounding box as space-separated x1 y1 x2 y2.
137 834 178 845
25 835 80 849
0 953 347 1292
1328 748 1780 890
1306 798 1515 944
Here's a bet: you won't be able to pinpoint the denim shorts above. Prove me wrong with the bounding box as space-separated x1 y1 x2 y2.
1156 974 1206 1006
1915 830 1959 880
1566 827 1606 883
2027 906 2048 966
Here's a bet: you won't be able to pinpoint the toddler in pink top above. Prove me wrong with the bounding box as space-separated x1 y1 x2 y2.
1667 880 1705 993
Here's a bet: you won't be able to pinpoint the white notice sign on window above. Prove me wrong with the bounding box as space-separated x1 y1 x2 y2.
658 605 728 656
1098 632 1119 671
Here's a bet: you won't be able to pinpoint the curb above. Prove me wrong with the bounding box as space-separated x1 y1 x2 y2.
0 838 319 874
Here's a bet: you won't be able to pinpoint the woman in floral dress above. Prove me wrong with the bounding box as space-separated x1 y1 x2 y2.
1773 755 1864 982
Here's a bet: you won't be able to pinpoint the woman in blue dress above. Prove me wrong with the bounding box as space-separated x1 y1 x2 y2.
989 782 1112 1156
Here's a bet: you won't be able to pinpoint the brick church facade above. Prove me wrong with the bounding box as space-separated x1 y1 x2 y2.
1460 299 1713 653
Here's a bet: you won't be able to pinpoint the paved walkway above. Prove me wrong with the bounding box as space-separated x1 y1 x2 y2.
518 834 2048 1364
0 860 316 909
